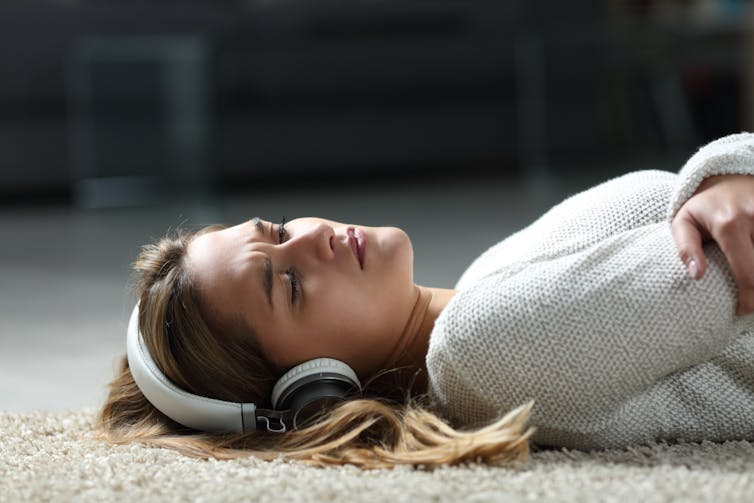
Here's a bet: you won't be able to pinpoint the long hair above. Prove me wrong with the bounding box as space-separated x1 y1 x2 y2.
97 225 536 469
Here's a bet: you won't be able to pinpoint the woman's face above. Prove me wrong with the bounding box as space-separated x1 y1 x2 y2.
186 217 417 377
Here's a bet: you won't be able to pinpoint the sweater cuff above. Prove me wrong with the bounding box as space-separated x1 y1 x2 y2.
667 132 754 220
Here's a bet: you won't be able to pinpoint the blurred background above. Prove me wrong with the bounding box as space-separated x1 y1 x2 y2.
1 0 751 412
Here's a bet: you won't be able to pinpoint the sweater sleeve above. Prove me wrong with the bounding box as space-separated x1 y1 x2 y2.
667 132 754 219
427 221 754 430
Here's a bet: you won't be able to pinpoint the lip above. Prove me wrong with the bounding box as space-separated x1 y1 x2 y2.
347 227 366 269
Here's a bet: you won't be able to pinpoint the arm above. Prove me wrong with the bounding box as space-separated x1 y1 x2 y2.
668 132 754 219
669 133 754 314
433 221 751 427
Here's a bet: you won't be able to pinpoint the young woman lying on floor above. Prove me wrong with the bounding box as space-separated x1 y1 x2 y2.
100 133 754 469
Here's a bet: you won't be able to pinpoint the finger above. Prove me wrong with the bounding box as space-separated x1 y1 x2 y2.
714 227 754 315
671 210 708 279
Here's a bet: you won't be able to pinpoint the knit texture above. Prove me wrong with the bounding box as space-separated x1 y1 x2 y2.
426 133 754 450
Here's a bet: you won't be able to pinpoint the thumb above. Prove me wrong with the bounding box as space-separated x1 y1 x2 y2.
670 211 708 280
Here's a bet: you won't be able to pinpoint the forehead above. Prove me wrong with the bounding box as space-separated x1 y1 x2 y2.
189 228 229 267
188 221 263 285
186 224 265 320
188 220 260 261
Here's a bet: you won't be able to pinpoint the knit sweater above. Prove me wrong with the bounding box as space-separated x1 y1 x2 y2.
426 133 754 450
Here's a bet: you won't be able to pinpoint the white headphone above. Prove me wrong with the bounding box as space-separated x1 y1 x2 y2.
126 303 362 433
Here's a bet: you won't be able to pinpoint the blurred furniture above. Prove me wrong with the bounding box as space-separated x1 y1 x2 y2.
516 2 754 184
68 36 211 207
210 1 522 183
0 0 523 202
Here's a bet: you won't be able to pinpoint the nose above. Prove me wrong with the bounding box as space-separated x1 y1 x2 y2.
281 222 335 263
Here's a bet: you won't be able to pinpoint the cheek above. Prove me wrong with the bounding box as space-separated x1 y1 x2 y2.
311 285 365 329
305 282 382 347
306 296 390 368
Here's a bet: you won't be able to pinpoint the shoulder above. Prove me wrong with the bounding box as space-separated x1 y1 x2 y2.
455 170 676 290
429 270 534 388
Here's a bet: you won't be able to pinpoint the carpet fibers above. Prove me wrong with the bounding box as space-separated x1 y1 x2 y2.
2 409 753 502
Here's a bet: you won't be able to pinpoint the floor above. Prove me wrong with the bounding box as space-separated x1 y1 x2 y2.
0 171 606 412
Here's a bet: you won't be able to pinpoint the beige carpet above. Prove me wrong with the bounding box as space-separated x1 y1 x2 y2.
2 409 753 502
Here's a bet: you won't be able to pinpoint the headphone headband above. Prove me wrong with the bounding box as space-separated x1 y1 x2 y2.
126 303 266 432
125 303 361 433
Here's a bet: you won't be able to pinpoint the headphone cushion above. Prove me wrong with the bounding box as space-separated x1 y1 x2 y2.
271 358 361 409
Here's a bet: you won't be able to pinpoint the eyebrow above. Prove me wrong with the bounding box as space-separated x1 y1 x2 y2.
251 217 265 235
250 217 274 309
262 256 273 309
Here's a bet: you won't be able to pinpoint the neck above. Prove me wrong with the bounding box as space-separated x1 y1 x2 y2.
379 285 456 395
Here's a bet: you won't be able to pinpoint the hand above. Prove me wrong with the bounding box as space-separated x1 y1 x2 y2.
671 174 754 315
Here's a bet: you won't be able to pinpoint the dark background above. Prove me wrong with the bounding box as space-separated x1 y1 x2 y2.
2 0 750 205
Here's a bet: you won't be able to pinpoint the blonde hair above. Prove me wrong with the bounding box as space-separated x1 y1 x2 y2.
97 225 536 469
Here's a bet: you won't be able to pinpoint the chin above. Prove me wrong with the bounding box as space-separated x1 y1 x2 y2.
378 225 411 250
381 226 414 275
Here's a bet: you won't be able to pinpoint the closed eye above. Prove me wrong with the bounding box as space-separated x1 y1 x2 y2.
285 268 300 304
278 217 288 244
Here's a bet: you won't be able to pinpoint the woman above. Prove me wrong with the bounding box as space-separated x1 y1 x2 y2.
99 133 754 468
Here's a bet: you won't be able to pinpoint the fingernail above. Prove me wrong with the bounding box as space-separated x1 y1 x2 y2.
688 259 699 279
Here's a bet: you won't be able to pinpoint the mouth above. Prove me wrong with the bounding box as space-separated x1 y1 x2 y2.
347 227 366 269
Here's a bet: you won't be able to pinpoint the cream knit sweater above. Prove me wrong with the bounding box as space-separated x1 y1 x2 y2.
426 133 754 450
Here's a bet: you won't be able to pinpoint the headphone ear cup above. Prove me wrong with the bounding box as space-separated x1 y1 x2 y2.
271 358 361 427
